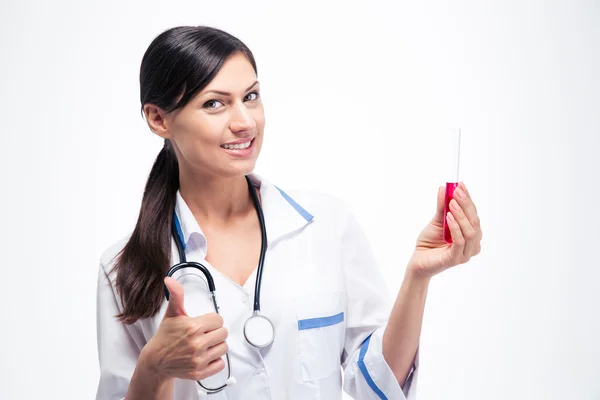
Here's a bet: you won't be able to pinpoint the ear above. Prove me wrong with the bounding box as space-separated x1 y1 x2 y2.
143 103 171 140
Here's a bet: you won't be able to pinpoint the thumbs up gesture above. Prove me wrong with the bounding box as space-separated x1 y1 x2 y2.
141 277 229 381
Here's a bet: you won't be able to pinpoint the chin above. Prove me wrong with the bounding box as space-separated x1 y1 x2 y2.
226 161 258 177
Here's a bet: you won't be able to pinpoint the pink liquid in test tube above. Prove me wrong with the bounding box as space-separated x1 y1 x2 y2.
443 128 461 244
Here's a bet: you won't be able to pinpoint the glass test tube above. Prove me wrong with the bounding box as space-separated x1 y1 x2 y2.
443 128 461 244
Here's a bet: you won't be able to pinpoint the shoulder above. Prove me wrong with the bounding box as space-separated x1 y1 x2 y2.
98 233 132 280
95 234 133 315
273 184 355 231
282 187 349 214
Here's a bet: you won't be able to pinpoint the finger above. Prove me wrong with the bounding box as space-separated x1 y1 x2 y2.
199 326 229 349
446 211 465 262
192 313 224 334
453 187 480 230
202 341 229 364
449 199 477 258
459 181 469 196
457 182 483 239
458 182 478 214
192 357 226 381
432 186 446 225
164 277 187 318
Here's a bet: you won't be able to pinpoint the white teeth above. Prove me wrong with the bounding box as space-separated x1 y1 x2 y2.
222 140 251 150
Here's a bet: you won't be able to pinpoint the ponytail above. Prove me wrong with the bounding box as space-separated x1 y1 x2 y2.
113 139 179 324
117 24 258 323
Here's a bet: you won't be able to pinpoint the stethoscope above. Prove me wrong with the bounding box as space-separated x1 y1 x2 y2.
163 175 274 394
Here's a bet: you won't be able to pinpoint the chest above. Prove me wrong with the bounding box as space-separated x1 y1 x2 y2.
203 218 263 287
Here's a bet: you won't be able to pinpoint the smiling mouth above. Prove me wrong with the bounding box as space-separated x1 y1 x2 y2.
220 138 254 150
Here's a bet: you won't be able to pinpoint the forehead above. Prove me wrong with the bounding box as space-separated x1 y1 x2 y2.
203 52 257 92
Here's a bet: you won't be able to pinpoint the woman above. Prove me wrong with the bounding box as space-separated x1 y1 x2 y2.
96 26 482 400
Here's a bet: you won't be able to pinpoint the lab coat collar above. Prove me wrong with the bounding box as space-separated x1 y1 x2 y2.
174 172 314 257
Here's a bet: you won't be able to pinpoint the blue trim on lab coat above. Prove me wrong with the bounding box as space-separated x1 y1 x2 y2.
357 334 388 400
275 185 314 222
298 312 344 330
173 212 186 251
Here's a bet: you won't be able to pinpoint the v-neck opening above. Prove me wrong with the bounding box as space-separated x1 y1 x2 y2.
203 259 259 291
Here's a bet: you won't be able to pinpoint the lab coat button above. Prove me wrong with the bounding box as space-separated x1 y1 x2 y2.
241 295 248 303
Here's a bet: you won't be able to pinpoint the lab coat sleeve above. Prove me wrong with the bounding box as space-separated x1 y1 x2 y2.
95 259 145 400
340 208 419 400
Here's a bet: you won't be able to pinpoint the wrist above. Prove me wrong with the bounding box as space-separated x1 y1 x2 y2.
404 264 433 285
139 342 170 383
125 344 174 400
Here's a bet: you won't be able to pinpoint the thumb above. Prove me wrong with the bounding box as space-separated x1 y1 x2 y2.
164 277 187 318
432 185 446 225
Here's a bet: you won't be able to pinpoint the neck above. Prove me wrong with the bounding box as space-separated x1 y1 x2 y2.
179 170 255 225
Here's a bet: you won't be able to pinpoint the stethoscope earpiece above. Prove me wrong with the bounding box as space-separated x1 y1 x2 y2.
225 376 237 386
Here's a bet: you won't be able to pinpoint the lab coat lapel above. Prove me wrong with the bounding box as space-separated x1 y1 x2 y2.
249 172 314 248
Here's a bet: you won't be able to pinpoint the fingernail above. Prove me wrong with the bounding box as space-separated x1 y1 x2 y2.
447 211 455 222
454 188 463 199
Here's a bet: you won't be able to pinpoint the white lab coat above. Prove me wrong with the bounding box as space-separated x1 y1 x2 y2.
96 172 419 399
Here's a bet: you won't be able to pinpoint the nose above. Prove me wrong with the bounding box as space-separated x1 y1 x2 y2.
229 102 256 133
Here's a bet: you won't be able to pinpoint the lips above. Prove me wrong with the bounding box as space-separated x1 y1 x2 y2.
220 137 255 158
221 139 253 150
221 137 255 147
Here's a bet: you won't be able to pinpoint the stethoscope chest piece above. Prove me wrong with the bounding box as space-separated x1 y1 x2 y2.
243 313 275 348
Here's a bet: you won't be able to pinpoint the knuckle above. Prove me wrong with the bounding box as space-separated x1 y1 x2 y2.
192 357 207 371
201 313 223 330
212 358 225 372
192 368 209 381
197 353 211 368
190 335 207 351
218 327 228 341
196 336 209 350
185 321 199 336
207 344 227 362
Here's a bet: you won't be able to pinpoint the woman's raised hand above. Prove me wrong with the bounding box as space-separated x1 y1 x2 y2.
140 277 229 382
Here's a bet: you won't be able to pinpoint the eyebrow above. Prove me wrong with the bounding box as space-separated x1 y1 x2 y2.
202 81 259 96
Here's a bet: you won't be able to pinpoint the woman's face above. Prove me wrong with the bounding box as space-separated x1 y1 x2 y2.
158 52 265 179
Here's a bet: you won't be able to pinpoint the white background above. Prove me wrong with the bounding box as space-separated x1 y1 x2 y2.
1 0 599 399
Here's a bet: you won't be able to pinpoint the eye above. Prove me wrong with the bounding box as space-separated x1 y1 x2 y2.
203 100 224 110
245 91 260 101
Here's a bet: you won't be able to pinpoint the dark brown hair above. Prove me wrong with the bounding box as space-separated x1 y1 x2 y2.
112 26 257 324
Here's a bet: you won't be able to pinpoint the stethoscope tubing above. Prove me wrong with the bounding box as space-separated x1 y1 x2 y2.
161 175 269 393
164 175 266 306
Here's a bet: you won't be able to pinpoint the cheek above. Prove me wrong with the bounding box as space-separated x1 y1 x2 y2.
176 116 227 162
183 114 226 144
253 107 266 131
